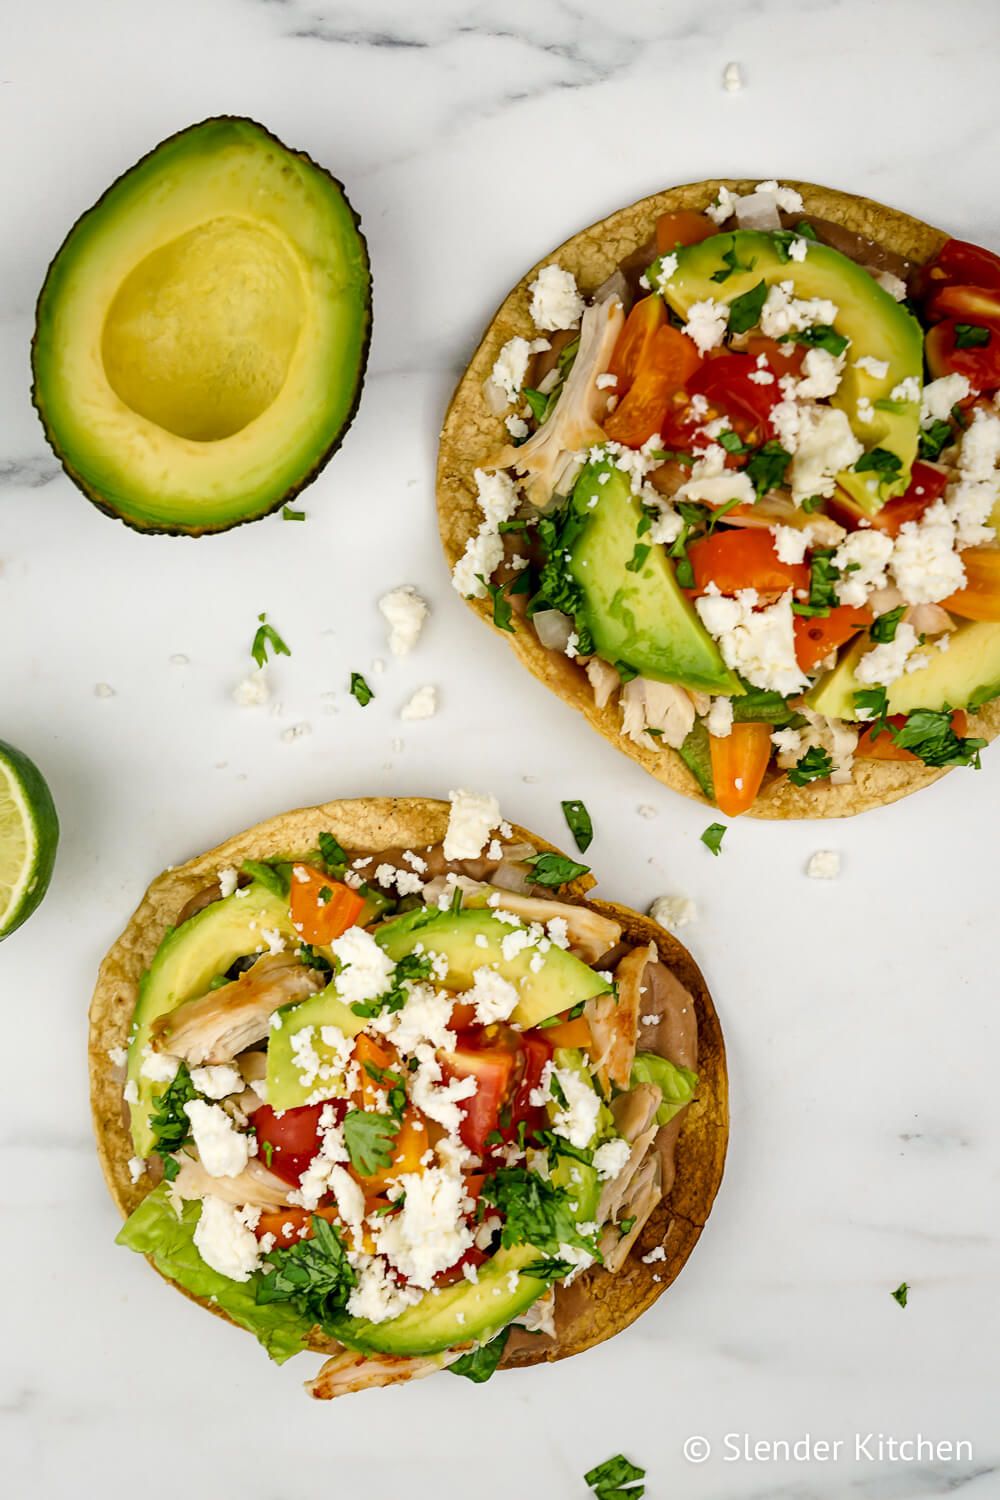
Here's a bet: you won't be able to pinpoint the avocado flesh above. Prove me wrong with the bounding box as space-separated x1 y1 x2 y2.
806 621 1000 719
266 983 367 1111
126 883 299 1156
32 117 371 534
374 906 611 1030
566 463 742 693
663 231 924 512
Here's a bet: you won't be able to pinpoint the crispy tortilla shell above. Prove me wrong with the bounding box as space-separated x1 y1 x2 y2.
89 796 727 1370
436 179 1000 818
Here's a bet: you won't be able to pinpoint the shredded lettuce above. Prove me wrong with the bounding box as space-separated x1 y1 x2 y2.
116 1185 312 1364
629 1052 698 1125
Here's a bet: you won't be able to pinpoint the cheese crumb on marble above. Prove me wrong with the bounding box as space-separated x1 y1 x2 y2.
806 850 841 880
400 685 438 721
378 586 429 657
649 894 697 930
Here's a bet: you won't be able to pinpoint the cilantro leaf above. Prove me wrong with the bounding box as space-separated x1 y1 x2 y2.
854 447 903 478
481 1168 601 1258
525 851 590 888
522 388 549 423
854 685 890 738
731 681 797 725
779 323 848 357
918 418 953 461
349 951 433 1019
449 1327 511 1383
520 1258 577 1283
561 799 594 853
318 830 348 874
149 1063 198 1159
250 612 291 670
891 1281 909 1308
625 541 651 573
745 440 791 497
787 745 834 786
793 548 839 618
727 278 768 336
479 575 516 633
890 708 986 768
954 324 991 349
282 506 306 521
700 822 726 855
349 672 373 706
870 606 905 644
256 1215 356 1326
584 1454 646 1497
529 505 591 650
343 1109 400 1177
718 429 750 454
710 239 756 284
800 493 826 513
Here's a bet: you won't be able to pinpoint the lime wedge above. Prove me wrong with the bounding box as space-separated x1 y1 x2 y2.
0 739 59 940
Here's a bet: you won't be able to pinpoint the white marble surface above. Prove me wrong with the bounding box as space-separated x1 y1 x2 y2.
4 1 1000 1495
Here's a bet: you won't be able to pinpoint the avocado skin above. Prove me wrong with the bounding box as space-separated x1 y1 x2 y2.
30 116 372 537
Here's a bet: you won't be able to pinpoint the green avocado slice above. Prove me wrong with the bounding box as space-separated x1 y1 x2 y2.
32 117 371 534
807 620 1000 719
126 882 299 1157
565 463 742 694
373 906 611 1030
662 230 924 512
265 982 367 1112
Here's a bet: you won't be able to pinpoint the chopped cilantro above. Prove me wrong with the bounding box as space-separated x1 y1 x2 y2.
281 506 305 521
318 830 348 874
870 606 905 643
520 1258 577 1283
727 278 768 336
787 745 834 786
149 1063 197 1159
525 851 590 888
718 429 750 454
710 240 756 284
918 418 954 462
625 541 651 573
745 440 791 497
349 951 433 1019
250 612 291 670
779 323 848 357
240 857 290 899
891 1281 909 1308
449 1328 511 1383
261 1140 274 1168
561 799 594 853
890 708 986 768
800 493 825 513
854 447 903 479
618 1216 637 1237
481 1167 600 1258
343 1109 400 1176
854 685 890 739
615 660 640 684
954 324 991 349
700 822 726 855
349 672 373 706
256 1215 355 1326
792 548 839 618
584 1454 646 1499
522 388 548 423
479 575 516 633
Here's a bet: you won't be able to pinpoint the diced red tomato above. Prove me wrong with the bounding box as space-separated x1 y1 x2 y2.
793 604 872 674
608 294 666 395
869 460 949 537
857 711 969 760
925 284 1000 326
941 547 1000 620
439 1028 520 1154
433 1246 488 1287
254 1102 330 1186
290 863 365 945
926 320 1000 394
743 333 806 377
505 1031 553 1141
709 722 772 817
654 210 717 254
687 352 780 440
914 239 1000 301
686 528 810 597
604 325 702 447
540 1015 591 1050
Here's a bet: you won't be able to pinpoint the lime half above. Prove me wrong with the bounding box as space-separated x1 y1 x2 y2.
0 739 59 940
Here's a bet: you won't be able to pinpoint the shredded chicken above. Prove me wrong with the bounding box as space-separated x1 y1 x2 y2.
904 602 956 636
152 953 324 1065
585 656 621 710
723 494 846 547
600 1153 663 1272
487 296 626 508
620 678 696 751
169 1153 294 1209
420 878 622 964
586 941 650 1090
306 1347 465 1400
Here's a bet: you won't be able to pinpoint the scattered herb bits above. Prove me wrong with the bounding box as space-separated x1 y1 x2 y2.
584 1453 646 1499
350 672 373 706
561 799 594 853
891 1281 909 1308
700 822 726 856
251 612 291 669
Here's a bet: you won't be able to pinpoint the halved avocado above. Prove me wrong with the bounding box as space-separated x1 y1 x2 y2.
32 117 371 534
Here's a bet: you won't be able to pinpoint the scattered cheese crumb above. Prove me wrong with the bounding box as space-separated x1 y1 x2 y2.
378 585 429 657
806 850 841 880
649 894 697 930
400 685 438 721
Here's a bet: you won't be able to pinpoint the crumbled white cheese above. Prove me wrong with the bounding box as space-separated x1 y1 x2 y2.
771 726 803 757
378 585 429 657
856 396 876 426
889 375 920 403
788 238 809 262
772 524 812 566
683 298 730 354
375 1167 475 1289
855 355 890 380
722 60 743 92
505 413 529 440
876 271 908 302
289 1108 350 1208
593 1137 631 1182
596 372 618 391
217 867 239 899
755 180 805 213
107 1045 128 1069
260 927 286 956
462 966 520 1025
473 466 519 530
193 1198 262 1282
400 685 438 721
706 695 734 738
443 788 502 860
921 373 970 424
329 925 396 1006
834 529 894 607
347 1256 423 1323
890 501 966 604
184 1100 250 1178
649 894 697 930
491 336 550 402
654 252 679 291
806 850 841 880
642 1245 667 1264
706 186 739 225
790 406 863 500
543 1063 601 1150
139 1048 180 1085
409 1047 478 1135
232 667 270 707
854 622 920 687
123 1079 138 1105
760 281 838 339
795 347 844 400
529 265 584 332
383 984 456 1054
189 1063 243 1100
695 587 807 695
127 1156 146 1184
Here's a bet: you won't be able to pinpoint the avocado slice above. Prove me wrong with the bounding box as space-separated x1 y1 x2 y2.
663 231 923 512
266 983 367 1111
374 906 611 1030
807 620 1000 719
32 117 371 534
565 463 742 693
126 882 299 1156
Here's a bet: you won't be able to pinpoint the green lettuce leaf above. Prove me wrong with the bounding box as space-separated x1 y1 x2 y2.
116 1184 312 1364
629 1052 699 1125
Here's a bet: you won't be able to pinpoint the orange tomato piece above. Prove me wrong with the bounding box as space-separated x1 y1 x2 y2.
352 1106 429 1193
793 604 872 674
709 722 772 817
743 332 806 377
655 210 717 254
604 326 702 448
608 294 666 395
857 711 969 760
254 1204 341 1248
290 863 365 945
941 547 1000 620
350 1033 399 1111
540 1015 592 1050
687 528 810 597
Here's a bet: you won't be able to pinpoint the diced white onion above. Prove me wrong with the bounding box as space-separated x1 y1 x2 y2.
533 609 575 651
